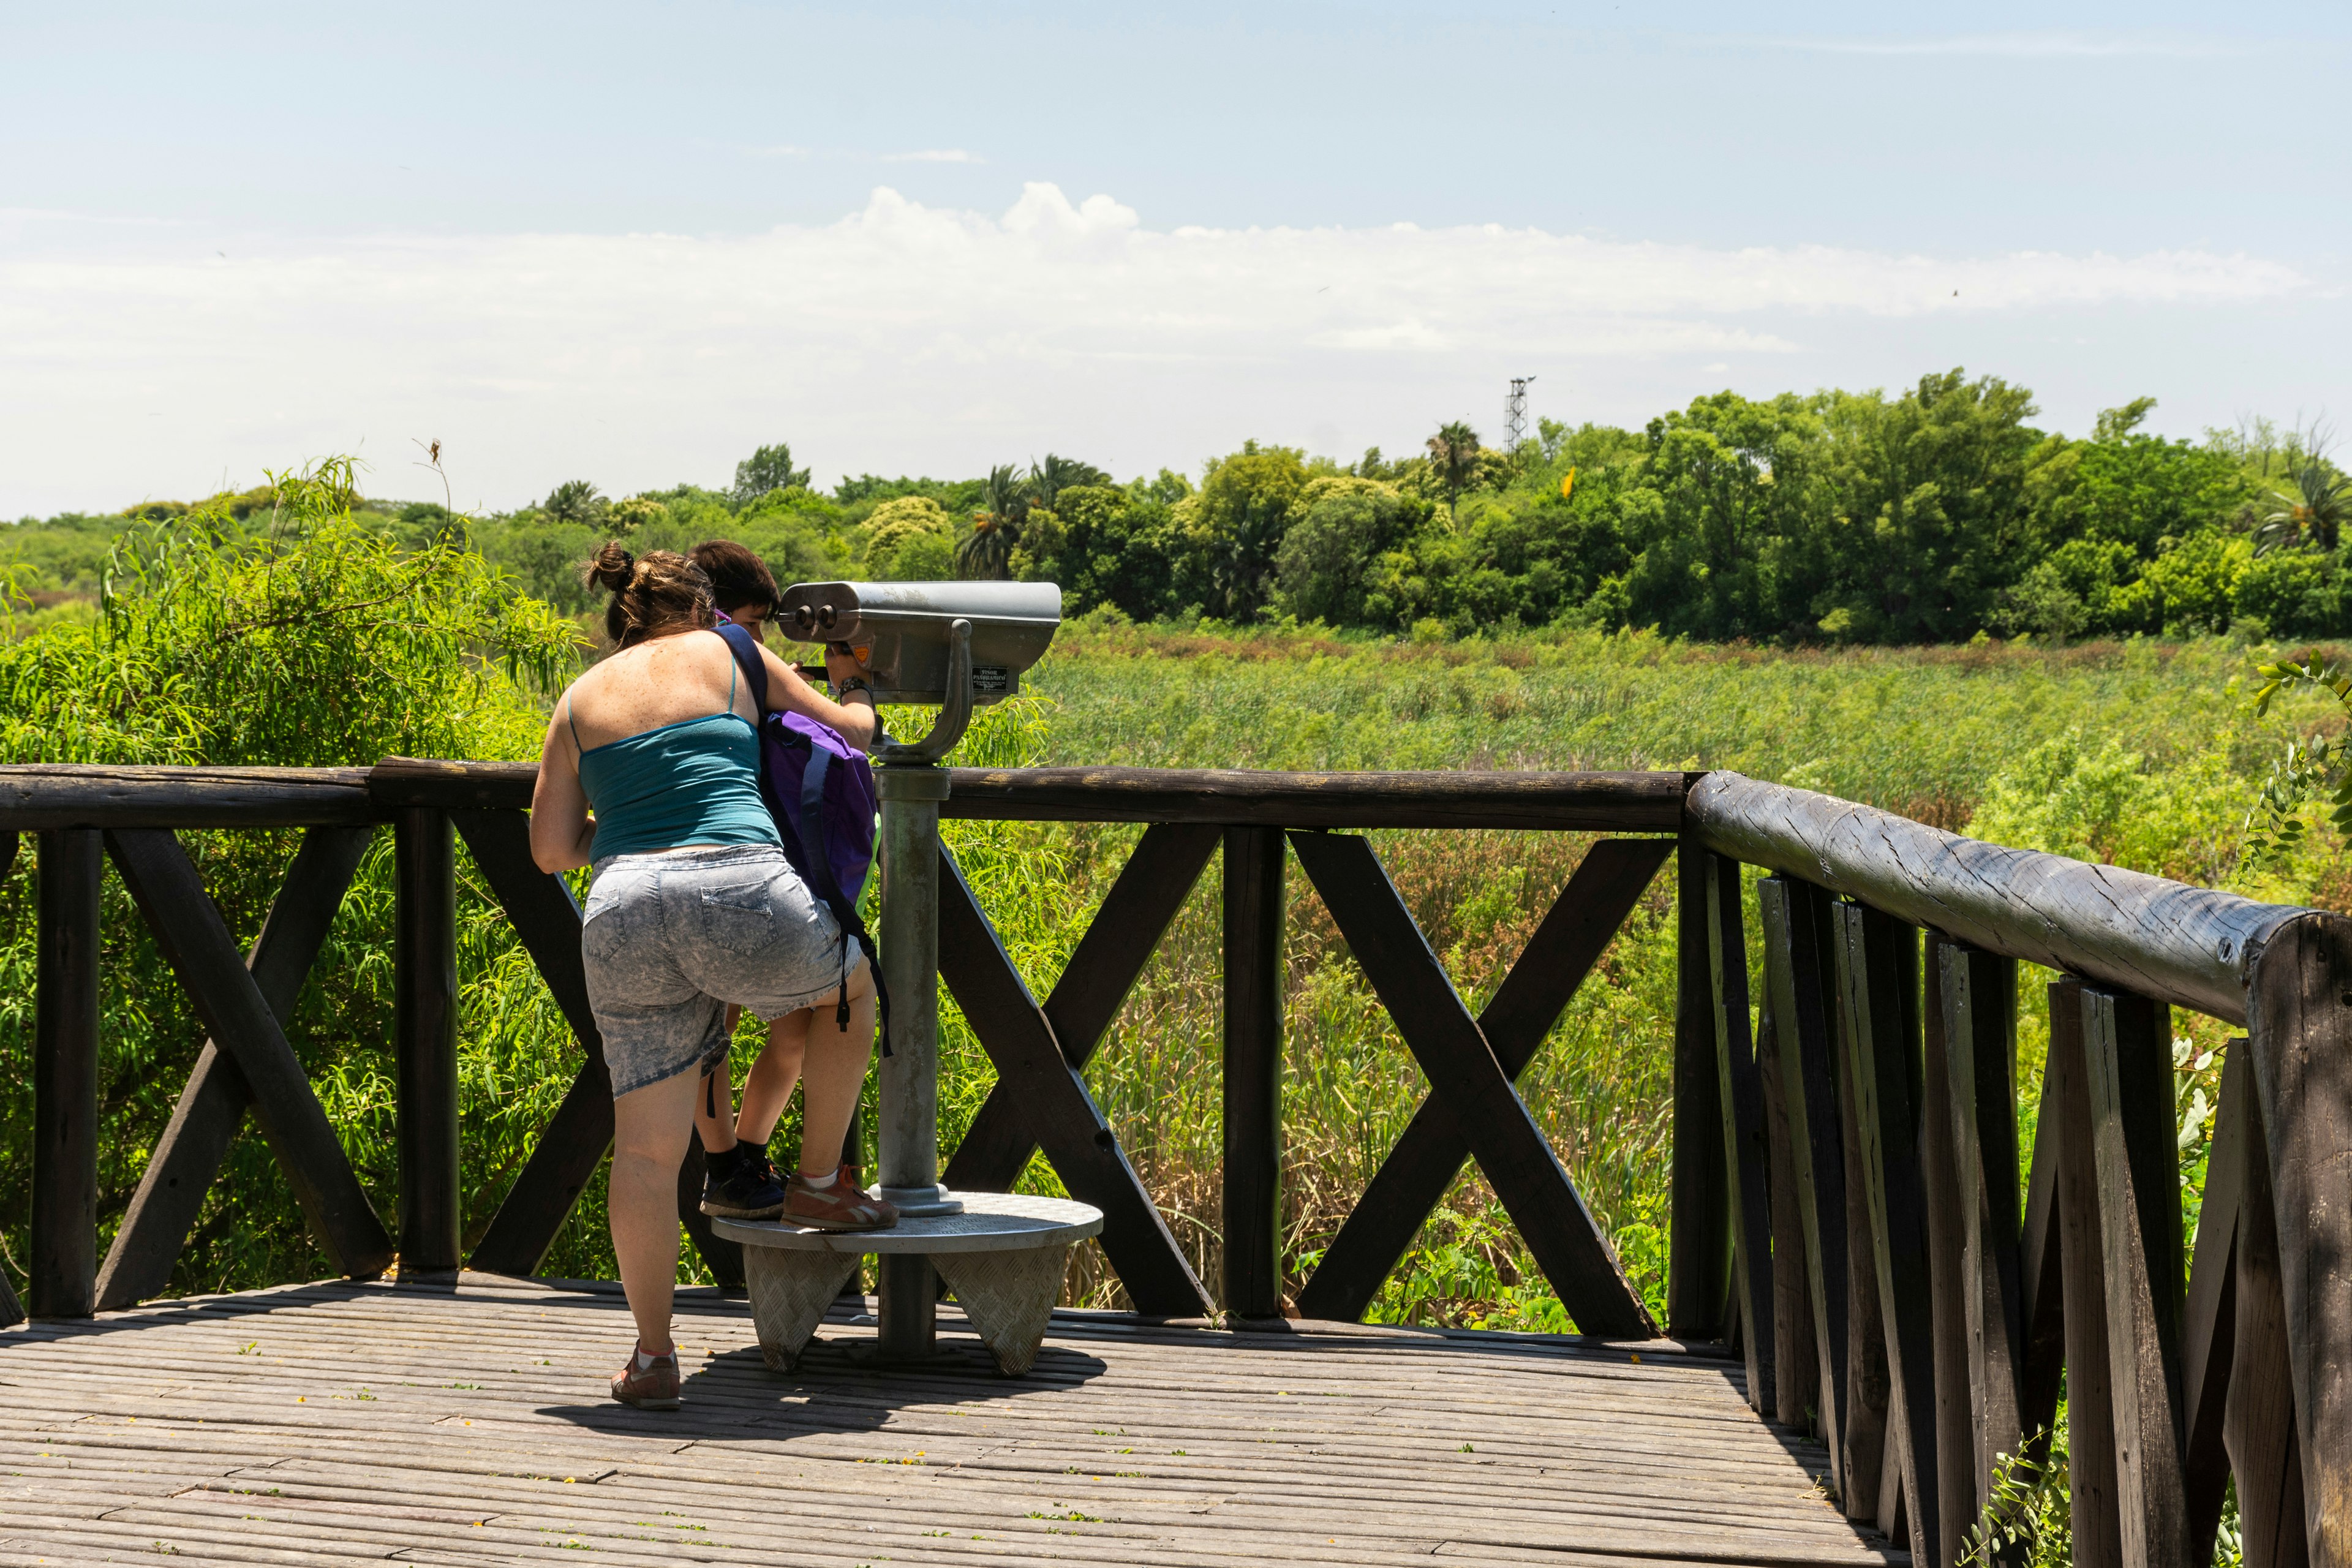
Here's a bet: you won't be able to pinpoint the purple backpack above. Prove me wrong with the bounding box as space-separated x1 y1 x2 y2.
714 622 886 1037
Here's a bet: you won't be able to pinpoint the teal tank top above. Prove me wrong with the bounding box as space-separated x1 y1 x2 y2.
572 658 782 862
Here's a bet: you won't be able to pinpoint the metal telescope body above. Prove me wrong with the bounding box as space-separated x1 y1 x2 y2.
774 581 1061 1358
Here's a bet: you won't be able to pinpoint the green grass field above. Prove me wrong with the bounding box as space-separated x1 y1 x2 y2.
912 622 2332 1327
2 616 2323 1333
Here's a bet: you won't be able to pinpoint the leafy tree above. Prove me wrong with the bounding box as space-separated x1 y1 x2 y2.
732 442 812 507
1177 441 1310 620
2253 456 2352 555
956 464 1031 581
1425 421 1482 520
540 480 608 529
1030 453 1110 512
859 496 956 580
1274 479 1427 625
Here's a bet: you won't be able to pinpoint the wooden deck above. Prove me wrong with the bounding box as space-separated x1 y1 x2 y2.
0 1274 1902 1568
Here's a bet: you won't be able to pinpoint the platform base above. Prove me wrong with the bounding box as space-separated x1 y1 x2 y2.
717 1192 1103 1379
742 1250 860 1372
937 1245 1074 1376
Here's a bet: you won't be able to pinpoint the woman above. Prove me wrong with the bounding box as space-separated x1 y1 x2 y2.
530 545 897 1412
681 538 845 1224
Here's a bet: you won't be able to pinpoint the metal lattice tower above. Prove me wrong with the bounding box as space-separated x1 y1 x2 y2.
1504 376 1536 451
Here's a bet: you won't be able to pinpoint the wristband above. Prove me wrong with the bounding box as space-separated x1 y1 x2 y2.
836 677 875 701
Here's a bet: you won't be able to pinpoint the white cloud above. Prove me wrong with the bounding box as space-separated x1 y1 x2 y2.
881 148 986 164
0 183 2316 512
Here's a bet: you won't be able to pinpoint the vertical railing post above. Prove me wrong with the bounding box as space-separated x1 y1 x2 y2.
1706 853 1776 1409
1669 833 1730 1339
2050 976 2126 1568
32 828 102 1320
1222 824 1284 1321
394 806 461 1278
2082 984 2192 1568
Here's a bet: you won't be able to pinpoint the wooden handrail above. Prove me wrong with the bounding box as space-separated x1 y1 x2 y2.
0 765 372 829
1686 771 2305 1026
364 757 1692 829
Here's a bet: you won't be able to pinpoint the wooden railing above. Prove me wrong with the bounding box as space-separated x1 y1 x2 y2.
3 759 2346 1568
1686 772 2347 1568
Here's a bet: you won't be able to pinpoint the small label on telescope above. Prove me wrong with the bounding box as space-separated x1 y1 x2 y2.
971 666 1011 695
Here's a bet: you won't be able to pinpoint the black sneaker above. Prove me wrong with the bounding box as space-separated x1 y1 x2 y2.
700 1146 786 1219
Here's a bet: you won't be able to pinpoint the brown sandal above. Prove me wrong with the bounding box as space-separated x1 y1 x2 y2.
782 1166 899 1231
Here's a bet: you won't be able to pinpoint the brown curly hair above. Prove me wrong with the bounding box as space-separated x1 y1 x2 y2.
585 543 714 647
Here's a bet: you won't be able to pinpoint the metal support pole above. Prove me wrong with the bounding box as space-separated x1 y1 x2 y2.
32 829 102 1320
394 807 461 1279
875 762 958 1358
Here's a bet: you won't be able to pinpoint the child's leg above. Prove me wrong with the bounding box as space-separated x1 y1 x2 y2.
736 1010 809 1147
796 962 876 1181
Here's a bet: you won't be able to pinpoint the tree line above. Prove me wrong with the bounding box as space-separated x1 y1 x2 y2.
8 368 2348 646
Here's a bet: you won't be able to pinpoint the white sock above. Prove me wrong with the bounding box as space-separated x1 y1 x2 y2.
634 1346 670 1368
801 1167 839 1190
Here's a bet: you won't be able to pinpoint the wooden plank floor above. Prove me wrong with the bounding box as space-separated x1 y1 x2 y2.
0 1273 1902 1567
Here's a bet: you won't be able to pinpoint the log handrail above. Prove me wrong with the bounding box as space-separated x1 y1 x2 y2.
1686 771 2304 1026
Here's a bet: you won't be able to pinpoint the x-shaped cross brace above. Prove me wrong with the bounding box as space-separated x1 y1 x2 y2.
1288 832 1669 1338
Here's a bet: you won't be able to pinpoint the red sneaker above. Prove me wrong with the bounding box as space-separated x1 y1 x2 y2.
610 1348 682 1409
782 1167 900 1231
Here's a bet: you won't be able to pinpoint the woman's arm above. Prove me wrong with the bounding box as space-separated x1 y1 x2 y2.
529 699 598 872
758 643 880 750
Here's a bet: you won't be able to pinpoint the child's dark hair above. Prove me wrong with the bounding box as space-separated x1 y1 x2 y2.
585 543 714 647
688 539 780 617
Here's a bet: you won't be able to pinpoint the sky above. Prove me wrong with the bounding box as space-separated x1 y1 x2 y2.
4 1 2346 517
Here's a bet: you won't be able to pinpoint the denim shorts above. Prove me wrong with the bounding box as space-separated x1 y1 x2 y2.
580 845 851 1097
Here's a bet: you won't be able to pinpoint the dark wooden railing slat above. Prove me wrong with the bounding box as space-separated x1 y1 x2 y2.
95 825 372 1311
946 822 1218 1194
1706 854 1778 1410
1936 939 2029 1536
1669 836 1732 1341
1222 825 1287 1321
1830 907 1892 1526
31 828 103 1320
1759 875 1854 1493
2241 914 2350 1568
2182 1042 2248 1568
1918 936 1975 1568
450 808 618 1279
104 827 394 1280
1297 837 1673 1324
1289 830 1653 1339
2082 986 2192 1568
935 850 1214 1319
1836 901 1941 1567
1755 977 1818 1429
2049 978 2126 1568
2223 1066 2310 1568
393 807 462 1278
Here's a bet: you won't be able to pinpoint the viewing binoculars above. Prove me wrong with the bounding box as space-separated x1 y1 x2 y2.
775 581 1061 707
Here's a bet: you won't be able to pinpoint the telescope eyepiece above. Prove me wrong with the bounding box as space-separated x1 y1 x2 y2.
816 604 839 630
792 604 815 633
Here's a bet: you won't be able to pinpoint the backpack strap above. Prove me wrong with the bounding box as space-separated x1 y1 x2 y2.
712 622 768 713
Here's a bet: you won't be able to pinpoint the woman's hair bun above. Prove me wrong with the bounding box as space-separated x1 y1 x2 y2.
586 541 636 592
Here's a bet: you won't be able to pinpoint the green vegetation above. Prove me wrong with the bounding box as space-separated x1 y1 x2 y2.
2 426 2337 1334
15 368 2343 650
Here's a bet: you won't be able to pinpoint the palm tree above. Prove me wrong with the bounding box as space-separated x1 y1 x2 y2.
1426 421 1481 521
2253 458 2352 555
955 464 1031 579
1030 453 1110 513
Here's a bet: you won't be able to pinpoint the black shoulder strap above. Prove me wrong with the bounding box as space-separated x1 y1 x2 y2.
712 622 768 713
